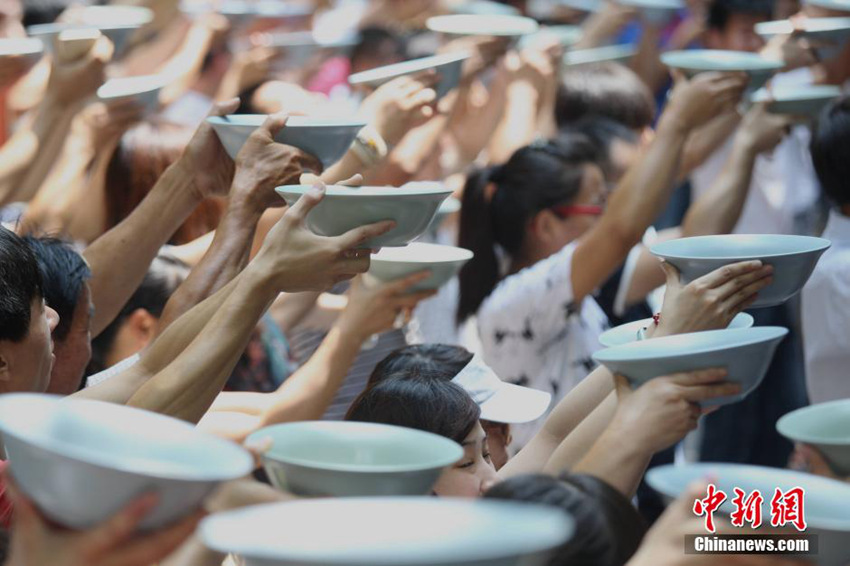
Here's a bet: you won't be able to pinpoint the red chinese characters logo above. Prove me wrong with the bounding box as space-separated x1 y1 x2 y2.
693 485 807 533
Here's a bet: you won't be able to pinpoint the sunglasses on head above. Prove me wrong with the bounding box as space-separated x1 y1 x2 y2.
550 204 604 218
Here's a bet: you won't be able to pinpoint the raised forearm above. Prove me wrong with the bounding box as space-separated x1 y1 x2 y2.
84 159 202 337
487 82 540 164
366 113 450 185
680 111 740 179
157 23 215 106
128 267 276 422
320 148 367 185
681 135 758 237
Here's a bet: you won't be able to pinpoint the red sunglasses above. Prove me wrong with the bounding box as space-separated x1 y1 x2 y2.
551 204 605 218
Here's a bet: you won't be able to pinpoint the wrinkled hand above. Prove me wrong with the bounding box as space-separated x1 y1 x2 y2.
3 474 202 566
737 101 798 155
177 98 241 200
231 112 323 212
664 72 749 132
338 272 437 340
251 182 395 292
612 370 739 455
627 482 812 566
360 75 438 146
47 34 113 106
790 444 850 483
654 260 773 338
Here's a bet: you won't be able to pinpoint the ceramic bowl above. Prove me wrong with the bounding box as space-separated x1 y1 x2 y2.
519 25 583 49
275 184 453 247
805 0 850 12
27 6 152 56
259 30 358 67
777 400 850 476
563 44 637 66
348 53 469 99
200 497 573 566
651 234 831 308
0 393 253 530
593 327 788 406
247 422 463 497
368 243 474 292
426 14 540 37
756 17 850 59
208 114 366 169
618 0 685 24
750 84 842 116
0 37 43 67
97 74 166 114
598 312 755 348
660 49 784 91
449 0 522 15
647 463 850 566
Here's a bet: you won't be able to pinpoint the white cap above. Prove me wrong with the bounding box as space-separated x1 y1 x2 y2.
452 355 552 424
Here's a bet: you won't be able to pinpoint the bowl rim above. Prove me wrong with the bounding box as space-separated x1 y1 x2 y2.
248 421 464 473
348 52 470 86
563 44 637 65
207 114 368 129
593 326 789 363
97 74 167 98
750 84 842 103
0 37 43 55
370 242 475 264
647 462 850 531
276 184 454 198
660 49 785 72
755 16 850 36
27 21 144 35
617 0 684 9
650 234 832 261
425 13 540 36
0 393 253 481
777 399 850 446
598 312 755 348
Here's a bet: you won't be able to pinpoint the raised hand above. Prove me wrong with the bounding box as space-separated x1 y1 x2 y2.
176 98 241 200
47 34 113 106
664 71 749 132
737 101 798 155
359 75 438 147
653 260 773 338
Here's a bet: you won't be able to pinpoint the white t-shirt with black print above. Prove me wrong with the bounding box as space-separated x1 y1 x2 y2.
477 242 609 450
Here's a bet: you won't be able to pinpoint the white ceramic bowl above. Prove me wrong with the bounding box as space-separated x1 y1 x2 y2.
428 194 461 232
449 0 522 15
598 312 755 348
557 0 682 23
208 114 366 169
751 84 842 116
0 37 43 67
247 422 463 497
0 393 253 530
647 463 850 566
275 184 453 247
806 0 850 12
593 327 788 406
349 53 469 99
258 30 358 67
27 6 152 56
563 44 637 66
651 234 831 308
368 242 474 292
216 0 312 23
758 17 850 60
200 497 573 566
426 14 540 37
660 49 784 91
777 400 850 476
520 25 584 49
97 74 166 114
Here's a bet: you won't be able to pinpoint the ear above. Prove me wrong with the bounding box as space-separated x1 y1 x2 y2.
127 309 158 344
0 351 10 383
529 209 559 243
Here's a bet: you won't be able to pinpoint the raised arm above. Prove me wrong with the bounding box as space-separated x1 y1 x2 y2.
570 72 748 302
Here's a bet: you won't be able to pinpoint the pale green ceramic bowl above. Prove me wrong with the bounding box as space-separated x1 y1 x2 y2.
778 400 850 476
348 53 469 99
598 312 754 348
661 49 784 91
426 14 540 37
750 84 842 116
368 242 474 292
563 44 637 66
247 422 464 497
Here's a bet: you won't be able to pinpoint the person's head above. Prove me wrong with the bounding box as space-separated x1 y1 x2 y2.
349 26 406 75
704 0 773 52
105 121 226 245
87 252 189 376
484 473 648 566
346 376 499 497
0 227 58 394
555 63 656 136
368 344 513 469
811 95 850 212
569 116 640 185
457 135 605 322
23 236 92 395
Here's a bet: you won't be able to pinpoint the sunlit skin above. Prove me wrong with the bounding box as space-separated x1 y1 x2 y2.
432 423 499 498
481 420 512 471
46 284 94 395
0 299 59 394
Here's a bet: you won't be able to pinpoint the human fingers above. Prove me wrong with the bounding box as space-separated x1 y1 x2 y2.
667 368 728 387
714 264 773 301
693 260 763 290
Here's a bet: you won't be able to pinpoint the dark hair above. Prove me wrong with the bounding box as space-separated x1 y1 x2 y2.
86 252 189 376
105 121 226 245
346 376 481 444
457 136 600 322
22 0 87 27
369 344 473 387
349 26 407 72
556 63 656 131
567 116 639 180
485 473 647 566
707 0 774 31
0 226 43 342
811 95 850 208
23 236 91 343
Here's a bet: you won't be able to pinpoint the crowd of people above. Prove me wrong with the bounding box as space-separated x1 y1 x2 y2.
0 0 849 564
